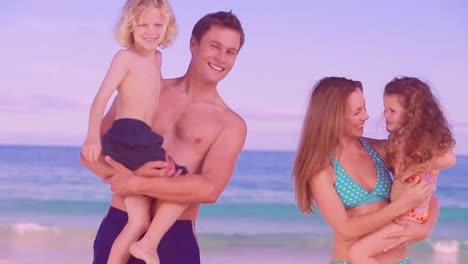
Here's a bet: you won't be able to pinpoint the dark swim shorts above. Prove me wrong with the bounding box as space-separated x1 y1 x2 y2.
102 118 188 174
93 207 200 264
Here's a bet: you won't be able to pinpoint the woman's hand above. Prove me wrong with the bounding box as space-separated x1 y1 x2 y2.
391 180 432 209
383 216 430 252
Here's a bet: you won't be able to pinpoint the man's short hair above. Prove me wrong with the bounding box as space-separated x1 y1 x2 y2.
191 11 245 51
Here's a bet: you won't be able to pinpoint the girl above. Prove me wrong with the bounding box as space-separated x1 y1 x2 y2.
348 77 456 264
81 1 187 263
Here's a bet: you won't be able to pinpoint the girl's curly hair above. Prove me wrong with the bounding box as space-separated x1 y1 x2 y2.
384 77 455 174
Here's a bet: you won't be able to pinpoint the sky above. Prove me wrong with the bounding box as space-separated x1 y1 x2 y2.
1 0 468 154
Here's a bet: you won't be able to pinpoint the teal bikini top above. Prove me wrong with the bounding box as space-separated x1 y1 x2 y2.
333 138 392 209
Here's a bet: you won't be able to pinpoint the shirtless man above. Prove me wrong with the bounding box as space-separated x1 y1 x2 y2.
80 11 246 264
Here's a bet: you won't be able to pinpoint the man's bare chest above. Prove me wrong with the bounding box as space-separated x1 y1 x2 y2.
151 105 224 151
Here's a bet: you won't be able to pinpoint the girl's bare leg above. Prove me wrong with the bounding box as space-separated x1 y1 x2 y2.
129 200 189 264
348 221 406 264
107 195 152 264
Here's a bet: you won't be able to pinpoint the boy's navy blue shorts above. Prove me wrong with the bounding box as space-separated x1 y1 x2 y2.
93 207 201 264
102 118 188 174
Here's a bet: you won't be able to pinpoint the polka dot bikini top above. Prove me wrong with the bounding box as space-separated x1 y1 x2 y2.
332 138 393 209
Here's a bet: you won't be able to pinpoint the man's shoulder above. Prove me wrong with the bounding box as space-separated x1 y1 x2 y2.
224 108 246 130
213 105 247 139
209 107 247 151
211 99 242 124
208 95 246 130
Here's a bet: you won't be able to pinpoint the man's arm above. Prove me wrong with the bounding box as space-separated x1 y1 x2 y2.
105 114 247 204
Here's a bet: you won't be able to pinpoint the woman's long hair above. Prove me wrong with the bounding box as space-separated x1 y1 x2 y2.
293 77 362 214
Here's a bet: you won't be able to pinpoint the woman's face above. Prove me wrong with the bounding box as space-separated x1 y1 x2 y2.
343 89 369 138
383 94 406 132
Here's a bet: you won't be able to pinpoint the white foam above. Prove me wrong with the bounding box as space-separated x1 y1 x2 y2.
431 240 460 254
221 188 294 203
12 222 61 236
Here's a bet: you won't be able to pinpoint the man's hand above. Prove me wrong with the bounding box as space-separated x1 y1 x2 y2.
134 154 183 177
383 216 428 252
102 156 136 197
102 155 183 197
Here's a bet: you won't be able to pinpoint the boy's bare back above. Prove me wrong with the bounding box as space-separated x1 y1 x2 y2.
115 49 162 126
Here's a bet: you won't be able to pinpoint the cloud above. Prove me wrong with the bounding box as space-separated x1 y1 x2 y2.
239 108 304 121
453 122 468 155
454 122 468 132
242 111 468 154
0 93 89 113
0 131 84 147
4 3 110 39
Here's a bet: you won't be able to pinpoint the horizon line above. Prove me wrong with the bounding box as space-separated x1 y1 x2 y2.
1 143 467 156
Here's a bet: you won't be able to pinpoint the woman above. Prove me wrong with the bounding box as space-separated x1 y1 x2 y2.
293 77 438 263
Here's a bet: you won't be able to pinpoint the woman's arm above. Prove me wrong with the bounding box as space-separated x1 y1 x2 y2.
312 167 432 240
383 195 440 252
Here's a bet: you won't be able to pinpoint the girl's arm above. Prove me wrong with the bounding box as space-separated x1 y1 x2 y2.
82 50 130 161
363 137 387 157
431 149 456 170
80 96 119 177
311 167 432 240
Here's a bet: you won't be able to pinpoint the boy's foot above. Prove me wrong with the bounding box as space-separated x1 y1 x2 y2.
129 241 160 264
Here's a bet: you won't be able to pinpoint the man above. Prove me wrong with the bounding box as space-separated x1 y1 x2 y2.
81 11 246 264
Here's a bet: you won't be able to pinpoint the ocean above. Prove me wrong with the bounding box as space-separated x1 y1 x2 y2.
0 145 467 264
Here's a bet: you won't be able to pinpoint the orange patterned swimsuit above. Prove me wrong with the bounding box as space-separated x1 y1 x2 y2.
405 170 438 224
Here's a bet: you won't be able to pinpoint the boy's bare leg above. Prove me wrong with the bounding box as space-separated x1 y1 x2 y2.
129 201 189 264
348 221 407 264
107 195 152 264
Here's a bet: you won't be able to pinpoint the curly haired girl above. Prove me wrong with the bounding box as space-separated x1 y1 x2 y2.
348 77 456 264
